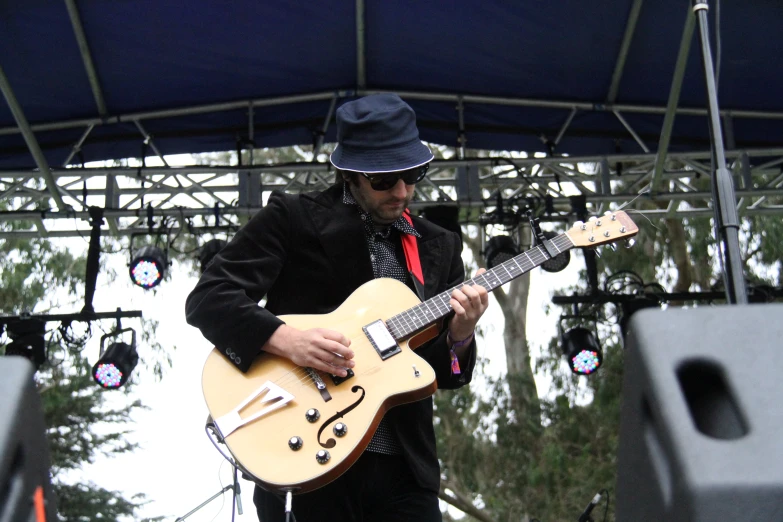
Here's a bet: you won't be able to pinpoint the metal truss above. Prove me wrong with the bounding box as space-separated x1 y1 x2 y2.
1 146 782 239
1 2 782 239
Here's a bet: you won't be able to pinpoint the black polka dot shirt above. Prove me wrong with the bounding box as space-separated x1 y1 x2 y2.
343 183 420 455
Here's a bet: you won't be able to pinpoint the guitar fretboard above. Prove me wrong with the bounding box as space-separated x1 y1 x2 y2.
385 233 574 340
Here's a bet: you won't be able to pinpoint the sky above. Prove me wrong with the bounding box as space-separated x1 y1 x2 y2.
43 153 585 521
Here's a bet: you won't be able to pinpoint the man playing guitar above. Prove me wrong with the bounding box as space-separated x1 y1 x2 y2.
186 93 489 521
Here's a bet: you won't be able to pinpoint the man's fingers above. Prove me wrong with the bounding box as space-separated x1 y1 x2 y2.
321 346 355 368
450 296 466 315
460 284 481 302
317 329 352 347
310 358 350 377
318 340 354 361
314 329 354 359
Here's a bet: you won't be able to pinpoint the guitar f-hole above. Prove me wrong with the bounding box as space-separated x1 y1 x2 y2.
317 385 365 448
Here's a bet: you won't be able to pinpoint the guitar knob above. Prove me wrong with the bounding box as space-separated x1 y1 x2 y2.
316 450 331 464
333 423 348 437
288 436 303 451
305 408 320 423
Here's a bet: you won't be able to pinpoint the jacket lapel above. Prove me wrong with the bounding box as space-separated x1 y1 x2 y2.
416 233 444 300
301 186 375 298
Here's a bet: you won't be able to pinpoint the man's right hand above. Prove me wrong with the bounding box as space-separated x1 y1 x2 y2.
262 324 354 377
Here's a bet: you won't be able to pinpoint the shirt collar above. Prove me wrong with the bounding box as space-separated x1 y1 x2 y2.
342 182 420 237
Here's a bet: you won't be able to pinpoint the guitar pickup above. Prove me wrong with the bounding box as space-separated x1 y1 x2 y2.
363 319 401 360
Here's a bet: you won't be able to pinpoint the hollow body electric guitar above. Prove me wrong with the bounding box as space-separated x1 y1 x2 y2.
201 211 638 494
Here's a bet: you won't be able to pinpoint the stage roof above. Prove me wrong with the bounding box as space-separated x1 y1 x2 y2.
1 0 782 170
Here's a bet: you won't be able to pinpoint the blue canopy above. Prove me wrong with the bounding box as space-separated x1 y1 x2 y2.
1 1 781 168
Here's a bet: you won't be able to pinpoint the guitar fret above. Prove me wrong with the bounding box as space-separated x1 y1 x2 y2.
402 309 418 330
499 263 513 282
386 231 578 340
422 299 437 319
487 270 503 289
414 307 428 326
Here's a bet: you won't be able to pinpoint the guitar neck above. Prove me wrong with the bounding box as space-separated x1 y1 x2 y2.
385 232 575 340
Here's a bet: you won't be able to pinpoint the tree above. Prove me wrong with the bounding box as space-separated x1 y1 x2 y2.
0 221 161 521
432 164 783 521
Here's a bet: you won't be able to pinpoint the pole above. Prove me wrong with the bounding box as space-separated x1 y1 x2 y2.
174 485 234 522
691 0 747 304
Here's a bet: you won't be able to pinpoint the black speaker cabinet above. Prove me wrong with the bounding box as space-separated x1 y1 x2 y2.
0 357 55 522
616 304 783 521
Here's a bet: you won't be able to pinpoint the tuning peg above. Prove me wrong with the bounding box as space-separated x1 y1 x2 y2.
624 238 636 248
603 211 612 216
588 216 597 222
609 243 618 251
573 220 584 228
594 248 602 258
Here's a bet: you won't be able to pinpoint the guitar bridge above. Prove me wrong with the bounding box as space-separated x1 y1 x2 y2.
213 381 294 438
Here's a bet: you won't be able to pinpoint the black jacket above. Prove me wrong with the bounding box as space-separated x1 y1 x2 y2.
185 183 477 492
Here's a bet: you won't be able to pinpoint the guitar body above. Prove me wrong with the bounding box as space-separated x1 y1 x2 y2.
201 278 438 494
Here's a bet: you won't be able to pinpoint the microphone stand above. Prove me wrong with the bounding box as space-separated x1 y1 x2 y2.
174 464 243 522
691 0 747 304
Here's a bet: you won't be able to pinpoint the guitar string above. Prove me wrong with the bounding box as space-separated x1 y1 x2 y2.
267 337 378 389
253 227 600 389
387 238 569 338
274 338 383 389
238 214 632 404
261 232 571 389
625 209 661 232
265 336 407 393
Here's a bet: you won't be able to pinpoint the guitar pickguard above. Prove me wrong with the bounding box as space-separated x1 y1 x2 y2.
213 380 294 438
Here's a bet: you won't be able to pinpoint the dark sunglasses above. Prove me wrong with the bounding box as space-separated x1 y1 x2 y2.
359 164 430 191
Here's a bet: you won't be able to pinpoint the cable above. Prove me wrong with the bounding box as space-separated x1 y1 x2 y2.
208 459 227 522
603 270 645 294
600 488 610 522
58 320 92 349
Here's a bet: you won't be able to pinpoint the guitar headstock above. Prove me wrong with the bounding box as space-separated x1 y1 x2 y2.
566 210 639 248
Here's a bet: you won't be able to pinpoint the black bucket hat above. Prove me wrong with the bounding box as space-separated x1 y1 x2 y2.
330 93 433 173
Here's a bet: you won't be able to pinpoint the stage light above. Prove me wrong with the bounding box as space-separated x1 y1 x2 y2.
559 316 602 375
92 328 138 389
561 327 602 375
199 239 227 273
484 235 520 269
4 319 47 370
539 230 571 273
129 245 167 289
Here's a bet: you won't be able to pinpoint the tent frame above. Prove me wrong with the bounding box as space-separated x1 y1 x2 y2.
2 3 782 239
1 145 782 239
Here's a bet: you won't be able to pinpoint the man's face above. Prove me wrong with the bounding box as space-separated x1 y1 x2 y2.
349 173 415 225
